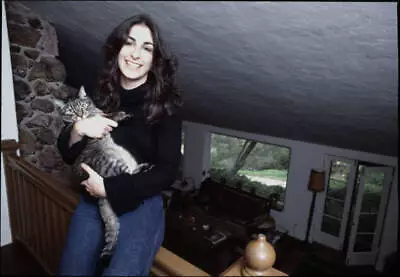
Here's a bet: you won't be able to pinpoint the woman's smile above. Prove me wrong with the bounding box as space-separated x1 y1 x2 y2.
125 59 142 68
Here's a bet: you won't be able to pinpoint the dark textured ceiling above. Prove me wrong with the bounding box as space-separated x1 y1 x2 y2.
20 1 398 157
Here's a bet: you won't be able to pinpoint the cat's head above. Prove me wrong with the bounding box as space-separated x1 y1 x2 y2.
55 86 101 124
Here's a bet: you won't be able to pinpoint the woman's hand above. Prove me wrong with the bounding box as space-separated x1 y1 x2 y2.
80 163 107 198
74 114 118 139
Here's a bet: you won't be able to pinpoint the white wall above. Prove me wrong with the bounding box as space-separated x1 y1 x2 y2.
1 0 19 246
182 124 210 189
182 121 398 271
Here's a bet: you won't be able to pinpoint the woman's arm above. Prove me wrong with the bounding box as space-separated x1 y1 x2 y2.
57 123 89 165
69 123 85 147
103 113 182 216
57 116 118 164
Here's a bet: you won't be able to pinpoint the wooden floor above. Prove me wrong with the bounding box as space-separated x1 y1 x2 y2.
1 242 48 276
273 235 383 276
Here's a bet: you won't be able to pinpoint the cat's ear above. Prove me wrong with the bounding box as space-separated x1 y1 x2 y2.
53 98 65 110
78 86 87 99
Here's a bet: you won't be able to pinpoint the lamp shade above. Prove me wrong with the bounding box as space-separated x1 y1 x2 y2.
308 169 325 192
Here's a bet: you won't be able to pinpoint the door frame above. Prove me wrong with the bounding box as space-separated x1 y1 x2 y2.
312 155 357 250
346 166 394 266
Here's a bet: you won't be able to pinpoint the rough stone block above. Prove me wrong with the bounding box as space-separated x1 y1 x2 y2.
11 54 29 78
28 57 66 82
52 116 65 136
28 17 43 29
18 127 37 155
7 23 41 48
32 128 56 145
13 79 32 101
36 21 59 57
10 44 21 53
24 49 40 60
38 146 64 170
51 84 77 101
33 79 49 96
25 114 53 128
15 102 33 123
5 11 25 25
27 61 47 80
31 98 55 113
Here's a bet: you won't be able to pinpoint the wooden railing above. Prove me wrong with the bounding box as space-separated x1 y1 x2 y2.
2 139 78 274
1 139 286 276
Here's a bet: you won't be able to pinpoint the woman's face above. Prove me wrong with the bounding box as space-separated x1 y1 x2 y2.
118 24 154 89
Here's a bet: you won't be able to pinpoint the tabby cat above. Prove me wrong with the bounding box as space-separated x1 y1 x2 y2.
55 86 149 263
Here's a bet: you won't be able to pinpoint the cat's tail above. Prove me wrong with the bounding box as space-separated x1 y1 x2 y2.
98 198 120 266
100 221 119 265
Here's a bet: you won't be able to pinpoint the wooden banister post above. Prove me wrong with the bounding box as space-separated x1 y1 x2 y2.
1 139 19 156
1 139 20 241
242 234 276 276
221 234 287 276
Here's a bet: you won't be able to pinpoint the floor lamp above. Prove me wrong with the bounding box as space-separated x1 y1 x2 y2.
304 169 325 243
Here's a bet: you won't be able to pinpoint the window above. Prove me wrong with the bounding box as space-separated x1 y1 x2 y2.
210 133 291 210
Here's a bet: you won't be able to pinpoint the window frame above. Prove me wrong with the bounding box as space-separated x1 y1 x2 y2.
207 130 292 211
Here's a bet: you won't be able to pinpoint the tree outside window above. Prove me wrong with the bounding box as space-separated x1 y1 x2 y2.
210 133 291 210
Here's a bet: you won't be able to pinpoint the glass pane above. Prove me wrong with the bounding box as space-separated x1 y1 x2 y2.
321 215 341 237
324 197 344 219
326 160 351 201
360 171 384 213
322 159 352 232
357 213 378 233
354 234 373 252
210 133 290 209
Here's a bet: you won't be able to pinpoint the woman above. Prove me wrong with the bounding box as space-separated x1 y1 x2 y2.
57 14 182 276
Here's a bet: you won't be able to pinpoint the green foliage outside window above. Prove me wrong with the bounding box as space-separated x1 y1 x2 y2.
210 133 291 210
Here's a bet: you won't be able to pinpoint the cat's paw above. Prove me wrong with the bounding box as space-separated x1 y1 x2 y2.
134 163 154 174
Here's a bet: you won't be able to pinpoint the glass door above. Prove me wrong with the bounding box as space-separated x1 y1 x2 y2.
312 156 356 250
346 166 393 266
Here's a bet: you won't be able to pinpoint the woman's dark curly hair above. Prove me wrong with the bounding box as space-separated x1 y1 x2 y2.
93 14 182 124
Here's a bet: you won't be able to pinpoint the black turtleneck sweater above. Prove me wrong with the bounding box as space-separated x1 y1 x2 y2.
57 83 182 216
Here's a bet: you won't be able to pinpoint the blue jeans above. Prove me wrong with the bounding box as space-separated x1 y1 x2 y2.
58 195 165 276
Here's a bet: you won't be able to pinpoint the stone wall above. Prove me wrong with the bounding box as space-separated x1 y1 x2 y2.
5 1 77 183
